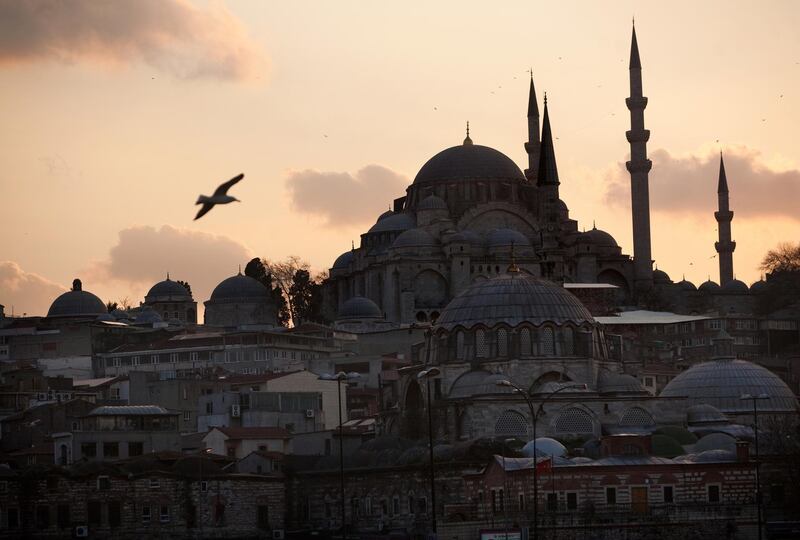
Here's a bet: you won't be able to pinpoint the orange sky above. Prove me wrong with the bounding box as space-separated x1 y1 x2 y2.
1 0 799 317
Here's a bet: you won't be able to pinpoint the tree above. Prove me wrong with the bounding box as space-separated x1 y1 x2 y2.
262 256 310 325
245 257 290 327
760 242 800 274
289 269 325 325
106 301 118 312
176 280 192 296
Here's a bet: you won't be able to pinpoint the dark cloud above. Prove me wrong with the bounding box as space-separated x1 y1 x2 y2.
603 147 800 220
286 165 409 227
0 261 67 317
85 225 251 304
0 0 265 81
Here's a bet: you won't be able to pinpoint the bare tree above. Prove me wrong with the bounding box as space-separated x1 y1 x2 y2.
759 242 800 274
262 256 309 325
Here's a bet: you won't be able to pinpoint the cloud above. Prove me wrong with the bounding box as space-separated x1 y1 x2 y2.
0 0 265 81
603 147 800 220
286 165 409 227
84 225 252 304
0 261 67 317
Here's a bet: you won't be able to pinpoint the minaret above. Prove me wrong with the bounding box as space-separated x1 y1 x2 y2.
626 22 654 291
537 94 561 239
715 153 735 285
524 71 541 181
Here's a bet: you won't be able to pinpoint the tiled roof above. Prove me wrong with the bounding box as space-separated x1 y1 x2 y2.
213 427 291 440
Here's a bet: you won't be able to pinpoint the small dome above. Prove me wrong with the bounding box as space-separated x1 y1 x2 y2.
146 278 192 301
687 449 737 463
558 200 569 213
522 438 567 458
686 404 728 425
367 212 415 234
436 273 595 330
653 269 671 284
694 433 737 453
95 313 115 322
698 280 721 293
448 230 483 246
413 144 526 185
750 280 768 293
448 371 514 399
392 228 438 249
110 308 129 320
337 296 383 321
660 359 799 414
722 279 749 294
487 228 531 248
47 279 107 318
651 434 684 458
654 426 698 445
332 250 354 270
417 195 448 211
376 210 395 222
209 274 268 302
578 227 619 248
597 371 647 394
134 307 163 325
676 279 697 292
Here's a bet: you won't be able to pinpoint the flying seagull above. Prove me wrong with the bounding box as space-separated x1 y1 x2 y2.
194 173 244 220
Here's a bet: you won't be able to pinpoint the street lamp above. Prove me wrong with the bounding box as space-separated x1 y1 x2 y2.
417 366 441 537
741 393 769 540
319 371 361 538
501 437 517 539
495 379 587 540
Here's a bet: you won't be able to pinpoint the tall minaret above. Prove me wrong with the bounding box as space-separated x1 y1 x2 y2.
524 72 541 181
537 94 561 234
626 22 654 291
715 154 735 285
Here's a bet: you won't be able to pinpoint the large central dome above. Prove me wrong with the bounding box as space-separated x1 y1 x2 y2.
413 144 526 185
435 272 595 330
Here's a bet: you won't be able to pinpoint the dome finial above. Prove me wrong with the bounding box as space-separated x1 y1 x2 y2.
463 121 473 146
592 220 596 230
351 240 355 251
72 278 82 292
507 241 520 274
166 272 170 281
238 264 242 275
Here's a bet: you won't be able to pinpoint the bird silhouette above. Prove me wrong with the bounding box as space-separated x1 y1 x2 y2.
194 173 244 220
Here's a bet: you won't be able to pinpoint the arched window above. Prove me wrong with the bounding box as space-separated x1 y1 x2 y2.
619 407 655 428
497 328 508 357
495 410 528 438
541 327 555 356
553 407 594 434
519 328 531 357
456 331 465 360
459 411 473 440
562 326 574 355
475 329 488 358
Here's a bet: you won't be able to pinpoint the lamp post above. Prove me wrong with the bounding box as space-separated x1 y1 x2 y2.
417 366 441 538
319 371 361 539
741 393 769 540
501 437 517 540
496 379 587 540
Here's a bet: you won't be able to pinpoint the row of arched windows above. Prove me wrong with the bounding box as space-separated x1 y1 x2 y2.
438 324 591 362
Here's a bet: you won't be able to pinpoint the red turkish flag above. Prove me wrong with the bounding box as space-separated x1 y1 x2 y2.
536 458 552 472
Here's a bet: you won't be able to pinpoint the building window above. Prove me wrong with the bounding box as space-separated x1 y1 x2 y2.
707 485 720 503
541 327 555 356
97 476 110 490
475 329 487 358
546 493 558 511
491 489 504 513
88 501 102 525
159 505 170 523
495 410 528 438
663 486 674 504
36 505 50 529
566 492 578 510
392 496 400 516
151 355 159 365
103 442 119 458
141 505 151 523
170 353 178 363
81 442 97 458
456 331 465 360
108 501 121 527
606 487 616 505
417 497 427 514
518 493 525 511
57 504 70 529
8 508 19 529
128 441 144 457
553 407 595 435
351 498 361 518
497 328 508 357
619 407 655 428
200 481 208 493
257 505 269 529
149 478 160 489
190 352 199 362
562 326 574 355
520 328 531 356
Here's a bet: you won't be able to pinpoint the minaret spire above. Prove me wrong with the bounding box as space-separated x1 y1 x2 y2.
524 69 541 181
715 153 735 285
626 21 654 292
537 95 559 186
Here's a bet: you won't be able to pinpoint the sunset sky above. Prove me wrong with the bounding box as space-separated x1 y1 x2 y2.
1 0 799 317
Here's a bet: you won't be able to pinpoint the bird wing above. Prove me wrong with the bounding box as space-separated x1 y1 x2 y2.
213 173 244 196
194 203 215 221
